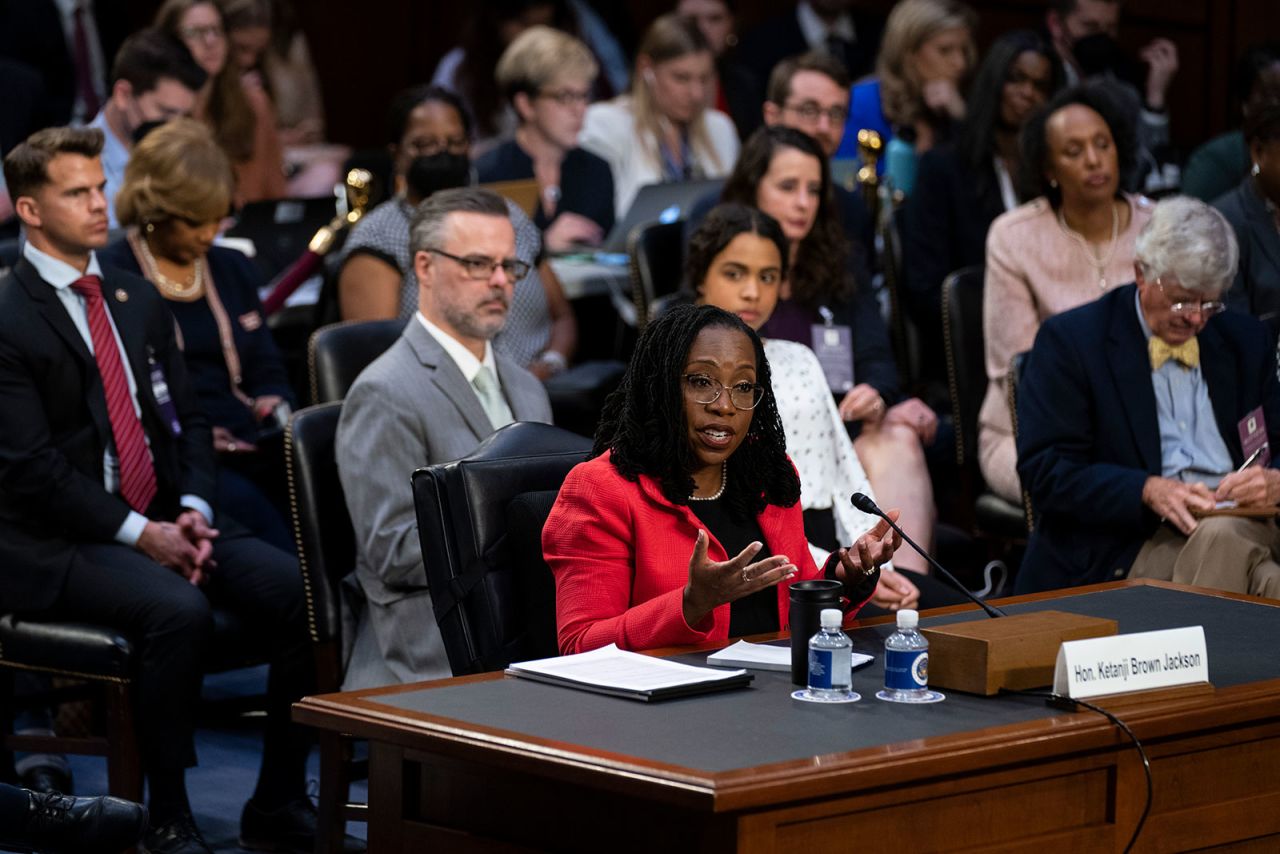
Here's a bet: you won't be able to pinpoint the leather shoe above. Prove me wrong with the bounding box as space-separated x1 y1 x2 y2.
19 764 73 796
240 796 365 853
1 789 148 854
142 811 213 854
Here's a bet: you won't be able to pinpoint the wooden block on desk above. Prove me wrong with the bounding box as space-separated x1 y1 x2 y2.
922 611 1117 696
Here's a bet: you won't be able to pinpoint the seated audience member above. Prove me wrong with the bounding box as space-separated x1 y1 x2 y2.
476 25 616 250
1214 97 1280 343
0 784 146 853
1017 196 1280 596
689 204 967 614
737 0 884 97
220 0 347 197
721 126 940 576
337 188 553 689
156 0 287 204
88 28 206 228
336 85 576 379
0 126 324 854
433 0 576 155
1184 43 1280 203
834 0 977 171
580 13 739 218
980 83 1151 504
902 30 1056 380
677 0 759 139
544 304 899 654
100 118 296 553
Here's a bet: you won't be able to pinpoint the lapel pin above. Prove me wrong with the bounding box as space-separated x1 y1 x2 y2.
115 289 129 302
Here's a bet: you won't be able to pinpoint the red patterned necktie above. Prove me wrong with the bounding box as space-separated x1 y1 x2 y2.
71 275 157 513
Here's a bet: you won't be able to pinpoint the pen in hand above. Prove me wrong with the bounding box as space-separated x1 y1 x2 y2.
1235 444 1267 474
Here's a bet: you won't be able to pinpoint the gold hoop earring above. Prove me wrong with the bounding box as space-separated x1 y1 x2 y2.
144 222 155 233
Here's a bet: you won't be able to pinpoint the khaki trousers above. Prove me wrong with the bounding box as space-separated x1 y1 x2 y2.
1128 516 1280 598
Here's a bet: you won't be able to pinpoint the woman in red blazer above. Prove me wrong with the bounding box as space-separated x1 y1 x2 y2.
544 304 901 654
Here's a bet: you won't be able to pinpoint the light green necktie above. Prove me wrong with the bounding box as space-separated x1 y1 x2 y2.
472 364 513 429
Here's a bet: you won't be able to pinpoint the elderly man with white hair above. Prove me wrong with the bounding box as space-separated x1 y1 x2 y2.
1014 195 1280 595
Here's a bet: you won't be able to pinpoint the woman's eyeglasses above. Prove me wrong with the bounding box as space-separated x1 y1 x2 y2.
683 373 763 410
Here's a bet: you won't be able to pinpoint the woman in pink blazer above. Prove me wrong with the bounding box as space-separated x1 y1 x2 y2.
543 304 901 654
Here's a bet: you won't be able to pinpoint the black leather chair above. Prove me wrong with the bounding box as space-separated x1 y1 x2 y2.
307 318 407 404
940 266 1027 539
411 422 592 676
628 220 686 329
1005 351 1034 533
284 402 368 851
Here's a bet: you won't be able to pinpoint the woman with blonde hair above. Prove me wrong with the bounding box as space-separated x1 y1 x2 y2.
836 0 977 169
579 13 739 218
155 0 287 204
476 25 616 251
100 118 296 552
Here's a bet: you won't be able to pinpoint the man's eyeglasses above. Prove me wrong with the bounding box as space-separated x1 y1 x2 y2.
428 249 531 282
1156 279 1227 318
683 373 763 410
538 88 591 107
782 101 849 125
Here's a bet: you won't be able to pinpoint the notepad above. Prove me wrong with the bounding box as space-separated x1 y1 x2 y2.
505 644 753 701
706 640 875 672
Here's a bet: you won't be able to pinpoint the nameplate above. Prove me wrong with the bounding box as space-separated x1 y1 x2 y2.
1052 626 1208 699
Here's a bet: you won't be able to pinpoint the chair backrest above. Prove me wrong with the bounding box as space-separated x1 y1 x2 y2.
1007 351 1034 532
941 265 986 466
411 422 593 676
285 402 354 688
308 318 407 404
628 220 686 329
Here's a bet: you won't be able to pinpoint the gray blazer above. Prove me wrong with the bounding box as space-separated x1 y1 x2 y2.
1214 178 1280 343
336 318 553 689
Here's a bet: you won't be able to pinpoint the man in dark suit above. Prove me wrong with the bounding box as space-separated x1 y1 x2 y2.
0 127 333 854
1017 196 1280 596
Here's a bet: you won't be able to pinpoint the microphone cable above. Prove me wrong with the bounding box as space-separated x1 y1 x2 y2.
1001 688 1152 854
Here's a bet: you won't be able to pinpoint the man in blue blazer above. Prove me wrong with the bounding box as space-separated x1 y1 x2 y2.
1016 196 1280 595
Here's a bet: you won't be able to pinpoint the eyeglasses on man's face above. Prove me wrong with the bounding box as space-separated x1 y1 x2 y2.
683 373 763 410
782 100 849 125
1156 279 1227 318
428 249 530 282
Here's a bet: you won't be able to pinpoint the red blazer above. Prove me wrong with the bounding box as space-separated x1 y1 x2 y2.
543 451 872 653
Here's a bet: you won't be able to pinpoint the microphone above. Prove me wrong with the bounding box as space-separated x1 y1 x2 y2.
850 493 1006 618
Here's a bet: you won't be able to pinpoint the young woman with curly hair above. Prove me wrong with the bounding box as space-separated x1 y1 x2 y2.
720 126 939 575
543 304 901 653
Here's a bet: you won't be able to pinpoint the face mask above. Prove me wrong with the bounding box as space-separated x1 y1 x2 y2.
406 152 471 200
1072 33 1143 88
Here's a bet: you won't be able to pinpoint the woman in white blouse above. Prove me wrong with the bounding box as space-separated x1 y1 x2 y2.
579 13 739 219
688 203 941 613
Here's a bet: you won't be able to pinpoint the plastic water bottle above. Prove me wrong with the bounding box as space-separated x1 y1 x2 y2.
807 609 853 700
882 609 930 702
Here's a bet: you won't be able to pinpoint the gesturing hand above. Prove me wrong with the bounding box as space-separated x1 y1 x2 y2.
682 530 797 628
831 511 902 594
1142 476 1214 536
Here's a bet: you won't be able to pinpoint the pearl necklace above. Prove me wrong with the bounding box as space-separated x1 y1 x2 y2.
688 461 728 501
137 234 205 301
1057 201 1121 290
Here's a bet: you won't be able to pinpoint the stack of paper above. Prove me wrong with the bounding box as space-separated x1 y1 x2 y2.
506 643 753 701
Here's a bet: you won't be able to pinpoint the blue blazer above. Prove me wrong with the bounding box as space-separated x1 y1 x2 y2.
1015 284 1280 593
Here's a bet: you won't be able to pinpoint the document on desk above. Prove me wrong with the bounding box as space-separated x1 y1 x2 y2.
506 644 753 702
707 640 875 672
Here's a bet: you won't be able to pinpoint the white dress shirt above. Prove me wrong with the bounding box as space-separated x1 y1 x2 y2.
23 242 214 544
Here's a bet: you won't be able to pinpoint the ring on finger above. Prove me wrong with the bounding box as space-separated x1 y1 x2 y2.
741 568 750 583
227 441 237 452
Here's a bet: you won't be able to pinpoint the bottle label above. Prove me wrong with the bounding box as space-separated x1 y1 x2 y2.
884 650 928 690
808 648 835 689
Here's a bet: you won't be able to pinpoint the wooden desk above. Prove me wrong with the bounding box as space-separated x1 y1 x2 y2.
296 581 1280 852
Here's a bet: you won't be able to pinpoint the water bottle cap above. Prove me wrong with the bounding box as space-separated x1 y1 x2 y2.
819 608 842 629
897 609 919 628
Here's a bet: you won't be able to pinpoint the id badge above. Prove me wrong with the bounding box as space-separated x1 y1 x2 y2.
1238 407 1270 467
148 355 183 437
810 323 855 393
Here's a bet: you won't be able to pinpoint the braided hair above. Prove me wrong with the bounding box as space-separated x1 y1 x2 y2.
593 304 800 520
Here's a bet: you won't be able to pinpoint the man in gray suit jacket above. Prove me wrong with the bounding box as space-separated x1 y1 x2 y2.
336 188 553 689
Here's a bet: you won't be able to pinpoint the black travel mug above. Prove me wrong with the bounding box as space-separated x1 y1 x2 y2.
788 579 844 685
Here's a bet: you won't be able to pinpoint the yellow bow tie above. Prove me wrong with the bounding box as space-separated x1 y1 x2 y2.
1149 336 1199 371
